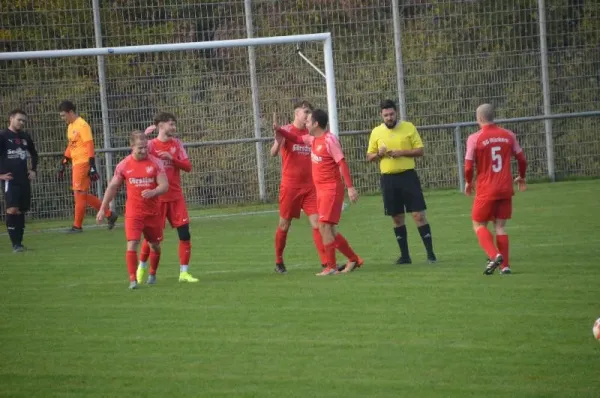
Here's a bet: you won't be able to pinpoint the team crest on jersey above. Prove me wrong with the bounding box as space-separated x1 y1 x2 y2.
316 145 323 152
14 138 20 145
170 147 176 154
146 166 154 174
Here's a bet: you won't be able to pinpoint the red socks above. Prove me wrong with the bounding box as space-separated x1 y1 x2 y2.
324 242 337 269
476 227 499 259
179 240 191 266
496 234 509 268
140 240 150 262
275 228 288 264
149 249 161 276
312 228 327 265
126 250 138 281
334 233 358 262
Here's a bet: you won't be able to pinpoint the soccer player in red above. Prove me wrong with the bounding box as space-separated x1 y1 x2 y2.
464 104 527 275
96 131 168 289
137 112 198 283
270 101 327 273
275 109 363 276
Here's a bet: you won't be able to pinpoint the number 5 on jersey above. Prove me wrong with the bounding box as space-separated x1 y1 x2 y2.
491 146 502 173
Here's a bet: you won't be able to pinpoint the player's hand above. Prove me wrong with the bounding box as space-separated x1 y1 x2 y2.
89 168 100 182
514 176 527 192
144 125 157 136
158 150 173 160
96 210 105 224
464 183 473 196
28 170 36 180
386 150 404 158
272 112 281 135
377 144 387 157
0 173 12 181
141 189 157 199
347 187 359 203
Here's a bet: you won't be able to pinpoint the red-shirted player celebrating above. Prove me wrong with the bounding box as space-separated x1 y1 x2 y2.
275 109 363 276
464 104 527 275
270 101 327 274
137 112 198 284
96 131 168 289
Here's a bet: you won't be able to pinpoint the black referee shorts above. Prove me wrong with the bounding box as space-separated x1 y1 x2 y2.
2 180 31 213
380 169 427 216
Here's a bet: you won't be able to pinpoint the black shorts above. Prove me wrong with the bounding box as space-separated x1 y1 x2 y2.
380 170 426 216
2 180 31 213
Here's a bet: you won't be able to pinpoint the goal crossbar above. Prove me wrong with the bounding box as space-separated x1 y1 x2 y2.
0 32 339 135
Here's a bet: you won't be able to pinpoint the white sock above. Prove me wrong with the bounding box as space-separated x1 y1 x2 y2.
180 265 188 273
139 261 148 269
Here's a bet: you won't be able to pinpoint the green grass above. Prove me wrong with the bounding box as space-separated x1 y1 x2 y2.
1 180 600 397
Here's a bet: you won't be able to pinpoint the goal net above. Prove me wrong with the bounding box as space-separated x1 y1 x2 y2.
0 34 337 220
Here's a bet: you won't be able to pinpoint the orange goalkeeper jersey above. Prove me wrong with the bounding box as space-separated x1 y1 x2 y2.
65 117 94 165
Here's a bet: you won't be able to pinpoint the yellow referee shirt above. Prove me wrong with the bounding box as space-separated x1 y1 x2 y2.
367 121 424 174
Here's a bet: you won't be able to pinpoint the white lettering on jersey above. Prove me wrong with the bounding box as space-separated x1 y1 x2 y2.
128 177 155 187
292 144 311 154
482 137 509 146
311 152 322 163
7 148 27 160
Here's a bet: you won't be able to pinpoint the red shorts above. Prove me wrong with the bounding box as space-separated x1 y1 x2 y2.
125 214 163 243
160 197 190 228
279 185 318 219
472 197 512 222
317 184 345 225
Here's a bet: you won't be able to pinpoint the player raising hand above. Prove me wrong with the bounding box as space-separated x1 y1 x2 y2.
137 113 198 284
275 109 362 276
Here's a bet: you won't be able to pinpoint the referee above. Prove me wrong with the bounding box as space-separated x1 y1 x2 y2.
0 109 38 252
367 100 436 264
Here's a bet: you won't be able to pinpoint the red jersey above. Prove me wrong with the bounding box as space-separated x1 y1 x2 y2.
279 124 313 188
465 124 523 200
299 132 345 189
147 137 189 202
114 154 166 217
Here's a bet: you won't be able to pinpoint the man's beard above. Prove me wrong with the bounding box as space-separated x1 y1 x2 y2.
384 120 397 129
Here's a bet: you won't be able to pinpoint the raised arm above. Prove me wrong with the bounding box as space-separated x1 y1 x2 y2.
270 135 284 157
275 126 313 146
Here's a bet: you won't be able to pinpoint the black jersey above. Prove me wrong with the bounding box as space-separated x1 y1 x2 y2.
0 128 38 185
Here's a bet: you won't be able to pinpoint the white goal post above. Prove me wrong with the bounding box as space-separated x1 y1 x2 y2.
0 33 339 208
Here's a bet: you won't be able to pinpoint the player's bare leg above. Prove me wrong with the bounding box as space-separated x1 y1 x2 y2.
6 207 25 252
472 221 503 275
274 217 291 274
308 213 328 269
147 241 161 285
494 219 511 274
316 222 339 276
392 214 412 264
177 224 198 282
412 211 437 263
126 240 141 289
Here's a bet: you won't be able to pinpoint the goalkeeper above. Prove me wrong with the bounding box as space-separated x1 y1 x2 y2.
57 101 118 232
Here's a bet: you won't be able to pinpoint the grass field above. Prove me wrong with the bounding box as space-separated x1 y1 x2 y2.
1 180 600 397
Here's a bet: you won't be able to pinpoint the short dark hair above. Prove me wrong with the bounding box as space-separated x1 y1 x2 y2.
9 109 27 118
310 109 328 129
58 100 76 113
293 100 313 111
153 112 177 125
380 99 397 111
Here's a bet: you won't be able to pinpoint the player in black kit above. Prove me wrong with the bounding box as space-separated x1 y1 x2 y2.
0 109 39 252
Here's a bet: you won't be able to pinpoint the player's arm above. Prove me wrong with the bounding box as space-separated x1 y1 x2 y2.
327 135 358 203
388 126 424 158
366 130 387 161
171 140 192 172
275 127 313 146
510 132 527 191
99 174 122 216
270 135 284 157
463 134 477 195
80 124 100 181
25 133 39 177
142 157 169 198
